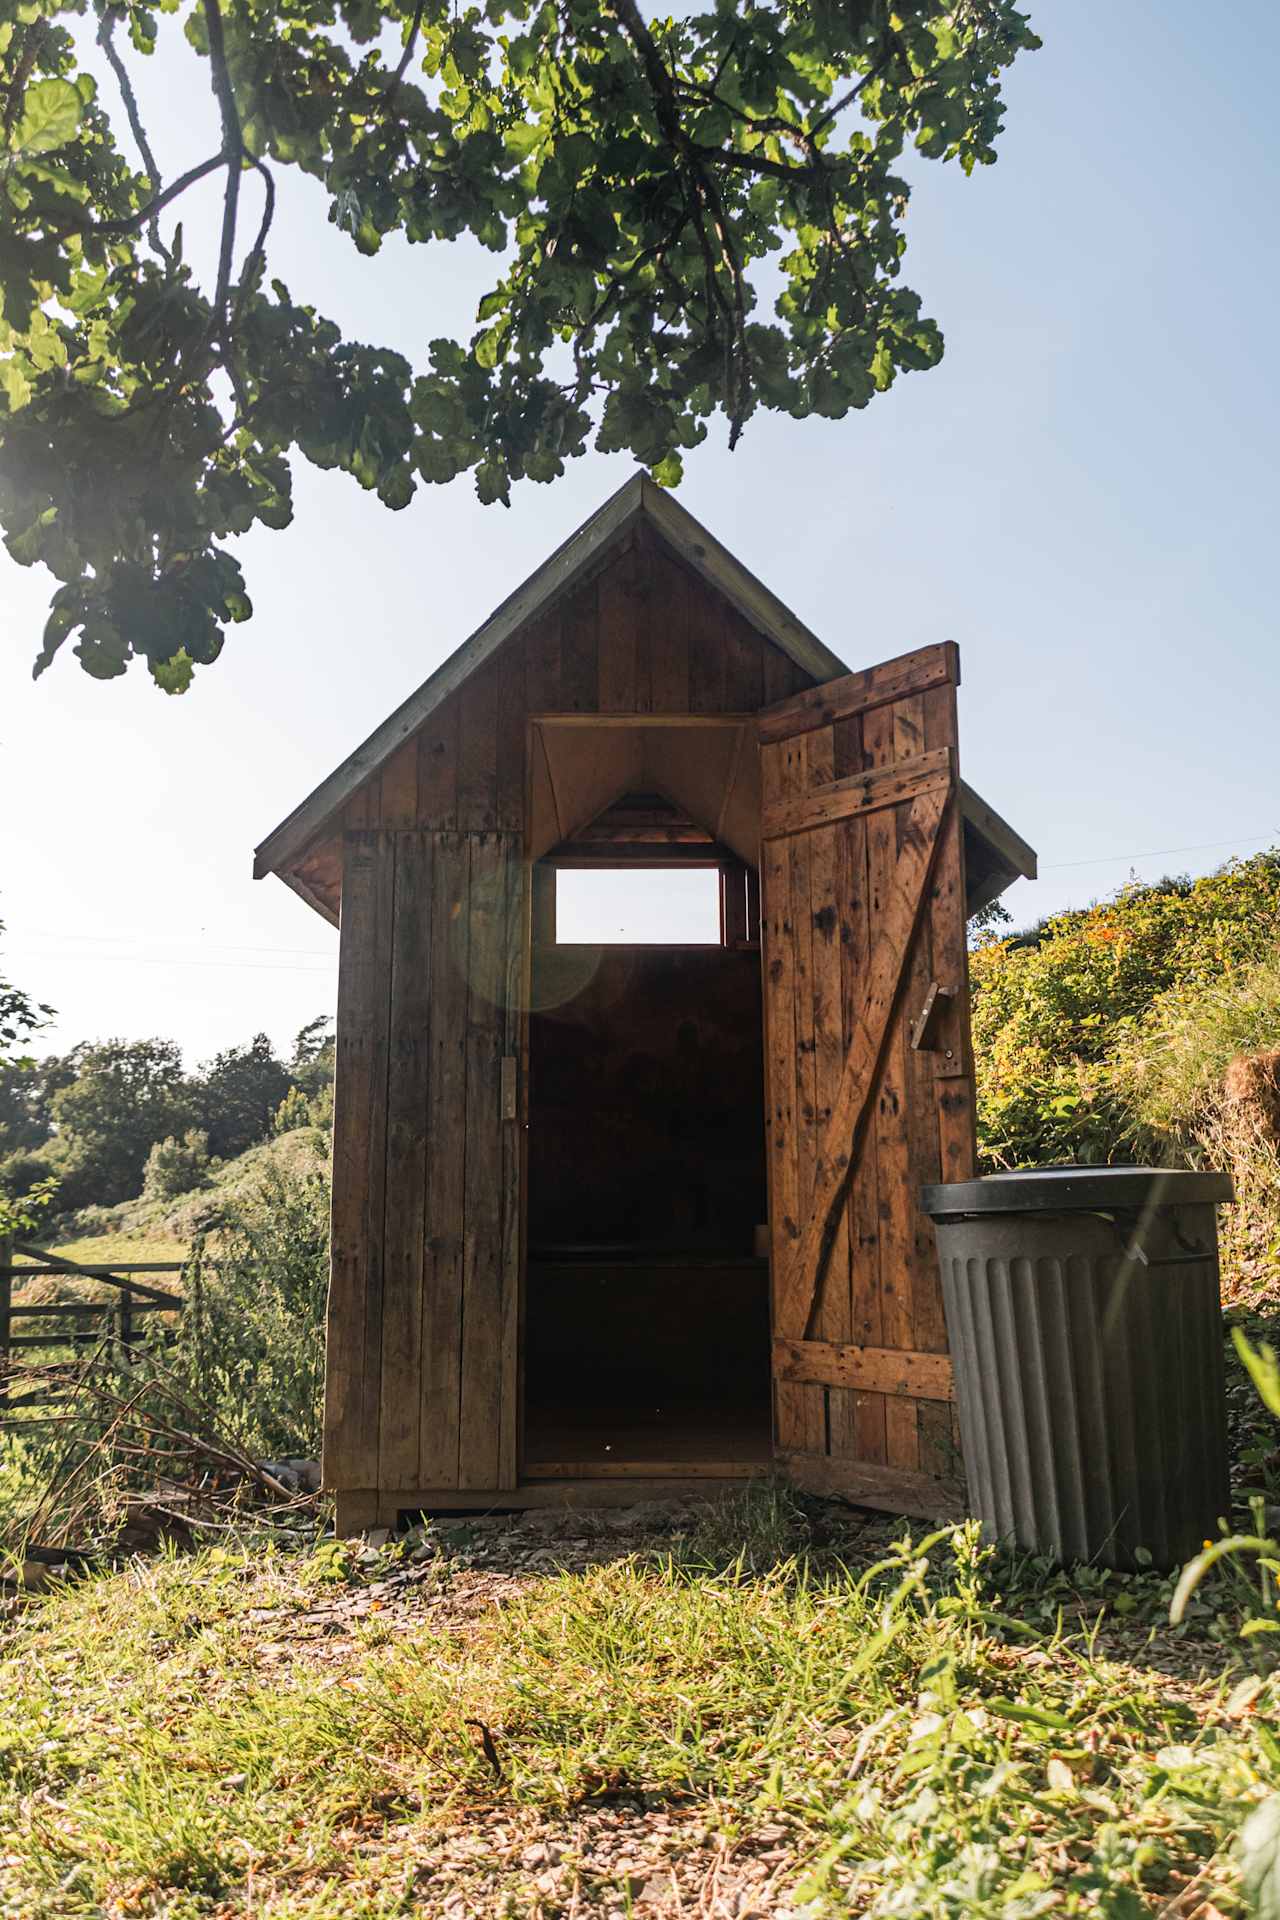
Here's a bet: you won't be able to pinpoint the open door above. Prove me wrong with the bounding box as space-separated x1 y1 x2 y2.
325 828 524 1506
758 643 974 1519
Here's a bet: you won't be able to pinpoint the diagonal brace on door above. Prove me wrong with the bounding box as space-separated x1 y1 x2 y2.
774 784 950 1343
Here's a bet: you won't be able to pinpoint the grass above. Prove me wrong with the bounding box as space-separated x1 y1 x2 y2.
1 1492 1277 1918
13 1231 187 1268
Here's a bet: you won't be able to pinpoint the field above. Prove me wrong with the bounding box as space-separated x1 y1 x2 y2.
12 1232 188 1269
1 1486 1275 1920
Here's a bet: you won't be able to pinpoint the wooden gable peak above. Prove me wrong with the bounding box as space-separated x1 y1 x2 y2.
253 473 842 885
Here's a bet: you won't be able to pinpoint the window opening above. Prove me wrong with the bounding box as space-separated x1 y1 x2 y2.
553 867 721 944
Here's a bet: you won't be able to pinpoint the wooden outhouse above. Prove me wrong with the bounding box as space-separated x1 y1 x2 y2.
255 477 1036 1531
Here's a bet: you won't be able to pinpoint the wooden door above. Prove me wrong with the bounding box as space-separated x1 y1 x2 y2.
758 643 973 1519
325 828 524 1502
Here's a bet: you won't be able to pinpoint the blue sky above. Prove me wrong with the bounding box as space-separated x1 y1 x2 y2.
2 1 1278 1065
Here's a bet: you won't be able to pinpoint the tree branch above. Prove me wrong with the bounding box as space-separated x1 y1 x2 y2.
609 0 688 152
96 6 171 262
202 0 243 324
58 154 229 241
689 143 825 183
809 47 896 140
233 155 276 329
388 0 427 96
609 0 752 442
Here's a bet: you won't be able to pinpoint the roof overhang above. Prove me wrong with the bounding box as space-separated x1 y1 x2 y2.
960 780 1037 911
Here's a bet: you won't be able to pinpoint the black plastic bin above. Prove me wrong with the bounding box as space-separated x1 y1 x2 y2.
920 1166 1233 1571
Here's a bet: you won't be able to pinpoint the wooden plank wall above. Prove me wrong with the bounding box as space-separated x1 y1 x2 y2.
326 828 524 1496
324 524 810 1501
761 674 973 1506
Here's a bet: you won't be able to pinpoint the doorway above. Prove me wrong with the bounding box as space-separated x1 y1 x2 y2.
522 913 773 1476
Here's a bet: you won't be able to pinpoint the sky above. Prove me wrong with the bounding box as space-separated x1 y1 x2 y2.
2 1 1278 1068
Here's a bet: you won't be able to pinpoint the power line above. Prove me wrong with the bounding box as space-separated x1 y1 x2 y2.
16 928 334 959
1042 830 1279 872
13 949 335 976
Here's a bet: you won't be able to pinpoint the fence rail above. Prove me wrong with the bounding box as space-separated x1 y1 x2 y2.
0 1236 186 1411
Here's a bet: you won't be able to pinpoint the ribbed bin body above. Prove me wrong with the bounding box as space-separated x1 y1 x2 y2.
923 1170 1231 1571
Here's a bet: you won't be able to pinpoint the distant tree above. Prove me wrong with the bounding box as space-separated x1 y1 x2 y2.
50 1037 194 1206
272 1085 313 1136
194 1032 291 1158
0 918 53 1060
290 1015 335 1101
0 1050 77 1158
0 2 1038 689
0 1059 47 1156
142 1128 213 1202
0 926 58 1231
967 898 1013 939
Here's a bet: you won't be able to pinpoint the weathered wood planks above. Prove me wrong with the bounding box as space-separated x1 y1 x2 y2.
324 831 393 1492
757 645 972 1517
773 1336 954 1401
757 642 959 744
760 747 952 841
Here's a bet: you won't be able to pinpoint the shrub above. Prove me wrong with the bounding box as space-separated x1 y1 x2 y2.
1110 959 1280 1299
272 1086 312 1136
0 1146 57 1203
971 852 1280 1299
0 1148 58 1239
173 1150 330 1460
142 1129 212 1202
972 851 1280 1171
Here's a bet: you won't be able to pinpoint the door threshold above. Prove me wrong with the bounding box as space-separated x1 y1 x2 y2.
375 1474 767 1522
522 1460 767 1481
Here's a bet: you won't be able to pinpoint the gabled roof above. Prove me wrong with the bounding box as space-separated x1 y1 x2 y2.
254 473 845 883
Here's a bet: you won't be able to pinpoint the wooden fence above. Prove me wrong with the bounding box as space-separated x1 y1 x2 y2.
0 1237 184 1411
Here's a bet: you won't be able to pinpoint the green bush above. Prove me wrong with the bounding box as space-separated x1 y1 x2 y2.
0 1146 57 1204
174 1150 330 1460
141 1128 212 1202
972 851 1280 1168
1110 960 1280 1296
971 850 1280 1299
1111 958 1280 1146
271 1086 312 1136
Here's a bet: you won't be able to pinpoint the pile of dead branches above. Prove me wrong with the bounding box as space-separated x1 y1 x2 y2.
1 1344 323 1582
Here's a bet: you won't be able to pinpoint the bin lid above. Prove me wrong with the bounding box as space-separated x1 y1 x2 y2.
921 1164 1234 1218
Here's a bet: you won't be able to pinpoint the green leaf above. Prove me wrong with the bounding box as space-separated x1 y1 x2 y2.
1235 1328 1280 1418
12 79 83 156
150 648 195 695
474 323 506 370
0 357 32 411
504 120 542 160
1170 1534 1272 1624
985 1698 1075 1731
1242 1795 1280 1920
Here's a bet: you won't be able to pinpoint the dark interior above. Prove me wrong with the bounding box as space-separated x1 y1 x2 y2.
524 943 772 1469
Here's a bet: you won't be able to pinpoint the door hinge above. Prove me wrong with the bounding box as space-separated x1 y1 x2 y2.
500 1055 518 1121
